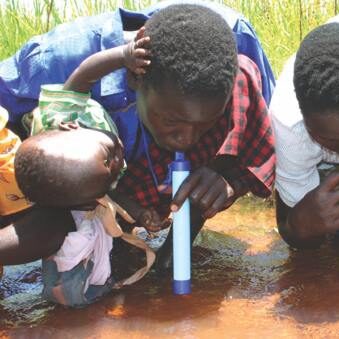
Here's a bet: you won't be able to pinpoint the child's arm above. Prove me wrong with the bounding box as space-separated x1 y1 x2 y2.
64 27 150 93
108 190 171 232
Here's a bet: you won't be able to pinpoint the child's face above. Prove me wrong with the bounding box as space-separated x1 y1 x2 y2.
71 128 125 209
136 83 229 152
304 109 339 153
21 128 124 210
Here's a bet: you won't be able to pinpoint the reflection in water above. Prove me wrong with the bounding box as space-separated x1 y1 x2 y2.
1 196 339 337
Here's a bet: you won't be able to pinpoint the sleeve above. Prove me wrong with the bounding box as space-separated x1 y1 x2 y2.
269 56 323 207
217 55 275 197
31 85 118 136
221 162 269 198
0 12 123 124
233 17 276 105
272 117 321 207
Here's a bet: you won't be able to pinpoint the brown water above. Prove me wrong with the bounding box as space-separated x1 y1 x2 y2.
1 196 339 338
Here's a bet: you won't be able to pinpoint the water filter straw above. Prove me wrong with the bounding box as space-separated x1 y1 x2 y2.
172 152 191 295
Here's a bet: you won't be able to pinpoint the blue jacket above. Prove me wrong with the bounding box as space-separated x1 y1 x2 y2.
0 0 274 125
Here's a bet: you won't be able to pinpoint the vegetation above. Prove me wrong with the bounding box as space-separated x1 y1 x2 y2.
0 0 338 76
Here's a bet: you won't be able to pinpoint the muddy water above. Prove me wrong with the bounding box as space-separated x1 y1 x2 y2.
1 196 339 338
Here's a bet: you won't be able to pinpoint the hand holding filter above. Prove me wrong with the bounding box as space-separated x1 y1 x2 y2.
172 152 191 295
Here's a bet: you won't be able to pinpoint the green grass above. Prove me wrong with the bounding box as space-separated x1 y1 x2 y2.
225 0 338 75
0 0 338 75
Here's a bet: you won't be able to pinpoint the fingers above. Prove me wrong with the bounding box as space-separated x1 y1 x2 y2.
135 36 150 48
58 121 79 131
171 167 235 219
133 58 151 72
146 218 172 232
124 31 151 75
134 47 152 58
203 195 236 219
138 208 172 232
135 26 146 41
171 173 200 212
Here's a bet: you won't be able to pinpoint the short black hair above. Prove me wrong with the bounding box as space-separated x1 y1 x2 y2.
15 130 110 207
294 22 339 115
144 4 238 98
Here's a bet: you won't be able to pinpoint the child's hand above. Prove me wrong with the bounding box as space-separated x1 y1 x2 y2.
137 207 172 232
122 27 151 75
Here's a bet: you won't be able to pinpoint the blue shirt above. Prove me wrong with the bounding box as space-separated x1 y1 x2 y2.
0 0 275 124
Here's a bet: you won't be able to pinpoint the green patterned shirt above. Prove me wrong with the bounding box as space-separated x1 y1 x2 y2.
31 84 126 179
31 84 118 136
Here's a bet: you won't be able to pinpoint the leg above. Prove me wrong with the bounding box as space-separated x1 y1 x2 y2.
155 205 204 272
0 206 75 265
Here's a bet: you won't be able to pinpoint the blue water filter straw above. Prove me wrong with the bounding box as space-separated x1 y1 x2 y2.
172 152 191 295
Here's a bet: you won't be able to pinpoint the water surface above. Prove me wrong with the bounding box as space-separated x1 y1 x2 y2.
1 197 339 338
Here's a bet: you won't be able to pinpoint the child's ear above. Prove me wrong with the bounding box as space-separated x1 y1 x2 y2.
126 70 144 91
58 121 80 131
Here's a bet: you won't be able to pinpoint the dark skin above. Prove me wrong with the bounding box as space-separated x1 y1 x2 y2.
63 29 171 232
0 125 125 265
0 206 74 264
0 30 154 265
20 127 125 207
276 110 339 249
134 77 254 270
65 26 243 219
56 124 172 230
53 27 248 267
136 82 246 219
0 25 249 265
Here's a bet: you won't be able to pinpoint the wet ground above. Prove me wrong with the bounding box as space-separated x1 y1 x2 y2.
2 196 339 338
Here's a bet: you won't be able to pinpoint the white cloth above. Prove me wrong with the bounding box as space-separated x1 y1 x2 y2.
53 210 113 291
270 51 339 208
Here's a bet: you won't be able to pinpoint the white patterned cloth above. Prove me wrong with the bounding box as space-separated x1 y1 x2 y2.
53 210 113 291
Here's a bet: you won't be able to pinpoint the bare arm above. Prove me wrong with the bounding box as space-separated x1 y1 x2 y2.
275 190 325 249
64 27 150 93
0 206 74 265
108 190 171 232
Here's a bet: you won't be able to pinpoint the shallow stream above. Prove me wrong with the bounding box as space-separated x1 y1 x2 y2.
1 197 339 338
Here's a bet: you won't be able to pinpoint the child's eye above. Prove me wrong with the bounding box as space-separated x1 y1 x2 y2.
104 158 110 168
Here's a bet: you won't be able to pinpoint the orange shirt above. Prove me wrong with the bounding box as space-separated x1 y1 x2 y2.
0 106 31 215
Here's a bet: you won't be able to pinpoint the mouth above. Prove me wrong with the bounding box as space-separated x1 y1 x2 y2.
156 139 191 153
168 144 193 153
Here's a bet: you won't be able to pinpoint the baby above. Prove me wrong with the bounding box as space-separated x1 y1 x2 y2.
14 27 170 307
15 126 157 307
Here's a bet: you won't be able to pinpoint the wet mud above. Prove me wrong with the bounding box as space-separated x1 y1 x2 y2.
1 196 339 338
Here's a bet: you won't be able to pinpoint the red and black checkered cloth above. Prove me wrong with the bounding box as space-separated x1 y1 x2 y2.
116 55 275 218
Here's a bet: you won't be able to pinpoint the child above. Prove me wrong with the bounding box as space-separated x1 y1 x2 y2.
15 127 156 307
12 26 173 307
28 26 170 233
